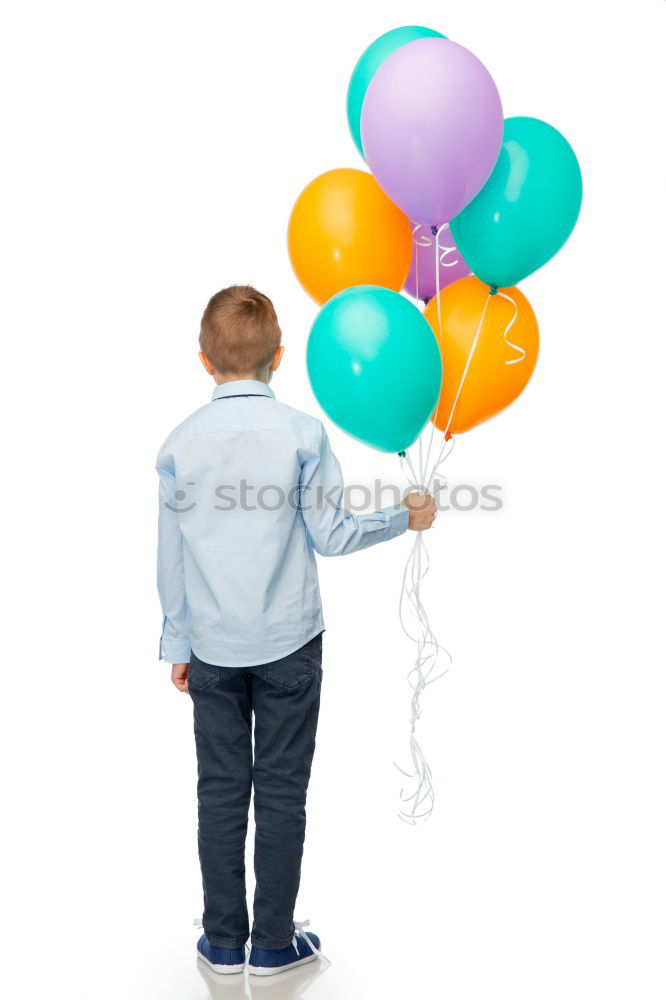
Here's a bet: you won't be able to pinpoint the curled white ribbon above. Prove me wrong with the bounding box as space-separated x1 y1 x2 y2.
411 222 461 302
496 290 525 364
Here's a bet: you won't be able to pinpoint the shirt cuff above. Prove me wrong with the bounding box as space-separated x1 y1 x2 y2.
159 636 191 664
381 504 409 539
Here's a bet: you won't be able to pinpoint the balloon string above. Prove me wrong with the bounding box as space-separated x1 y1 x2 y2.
412 223 424 302
394 284 526 823
393 220 470 823
434 225 443 368
422 222 451 476
411 222 435 304
426 433 455 496
443 291 491 438
442 289 524 441
412 221 461 306
437 224 461 269
496 290 525 364
412 231 421 299
402 448 421 491
396 441 455 824
425 289 523 495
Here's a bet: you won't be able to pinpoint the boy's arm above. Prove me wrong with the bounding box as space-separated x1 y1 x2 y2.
156 455 191 666
299 424 434 556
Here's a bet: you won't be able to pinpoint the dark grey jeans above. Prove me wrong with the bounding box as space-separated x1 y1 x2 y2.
188 632 323 950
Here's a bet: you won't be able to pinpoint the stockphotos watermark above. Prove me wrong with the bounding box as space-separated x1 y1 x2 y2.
165 478 504 514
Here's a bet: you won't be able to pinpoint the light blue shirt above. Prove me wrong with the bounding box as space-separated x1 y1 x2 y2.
157 379 409 667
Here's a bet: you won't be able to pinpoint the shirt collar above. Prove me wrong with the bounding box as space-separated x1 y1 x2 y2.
211 379 276 402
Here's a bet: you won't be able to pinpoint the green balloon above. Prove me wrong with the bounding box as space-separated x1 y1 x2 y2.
346 25 446 160
307 286 442 454
451 116 583 288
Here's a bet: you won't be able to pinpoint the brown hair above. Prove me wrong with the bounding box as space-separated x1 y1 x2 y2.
199 285 282 376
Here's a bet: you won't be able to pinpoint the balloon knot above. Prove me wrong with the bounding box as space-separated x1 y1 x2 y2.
489 285 498 296
430 224 438 236
398 450 406 458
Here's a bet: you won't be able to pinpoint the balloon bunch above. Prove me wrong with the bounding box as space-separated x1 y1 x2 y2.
288 27 582 823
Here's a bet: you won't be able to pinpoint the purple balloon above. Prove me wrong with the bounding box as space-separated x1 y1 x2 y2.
404 222 471 301
361 38 503 227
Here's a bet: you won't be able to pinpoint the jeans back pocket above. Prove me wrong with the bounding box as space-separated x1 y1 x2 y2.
261 636 319 691
187 654 220 692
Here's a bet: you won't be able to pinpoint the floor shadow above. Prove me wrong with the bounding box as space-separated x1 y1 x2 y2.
196 957 331 1000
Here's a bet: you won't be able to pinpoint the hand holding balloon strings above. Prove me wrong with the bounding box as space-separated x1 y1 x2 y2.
396 437 455 824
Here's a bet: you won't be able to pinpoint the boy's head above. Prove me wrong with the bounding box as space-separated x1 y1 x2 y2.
199 285 284 383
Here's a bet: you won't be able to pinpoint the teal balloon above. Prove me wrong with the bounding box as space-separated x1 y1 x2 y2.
307 286 442 453
451 116 583 288
347 25 446 160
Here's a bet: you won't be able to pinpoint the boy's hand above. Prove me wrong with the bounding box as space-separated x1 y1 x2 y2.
171 662 189 693
402 492 437 531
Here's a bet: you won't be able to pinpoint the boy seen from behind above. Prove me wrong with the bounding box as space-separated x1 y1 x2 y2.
156 285 435 977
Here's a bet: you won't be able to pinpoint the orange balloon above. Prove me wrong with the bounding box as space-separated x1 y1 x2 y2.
424 276 539 436
288 168 412 304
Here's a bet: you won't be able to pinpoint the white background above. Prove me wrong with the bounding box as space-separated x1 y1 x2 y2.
1 1 665 998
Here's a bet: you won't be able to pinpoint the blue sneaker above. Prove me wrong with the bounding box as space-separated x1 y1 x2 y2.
248 927 321 977
196 934 246 975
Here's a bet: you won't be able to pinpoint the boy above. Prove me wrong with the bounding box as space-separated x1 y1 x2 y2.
156 285 435 977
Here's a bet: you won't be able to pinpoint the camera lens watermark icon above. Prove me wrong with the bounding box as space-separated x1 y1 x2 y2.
165 482 198 513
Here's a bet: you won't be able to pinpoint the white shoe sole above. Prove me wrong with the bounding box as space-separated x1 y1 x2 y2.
248 954 317 977
197 950 245 975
